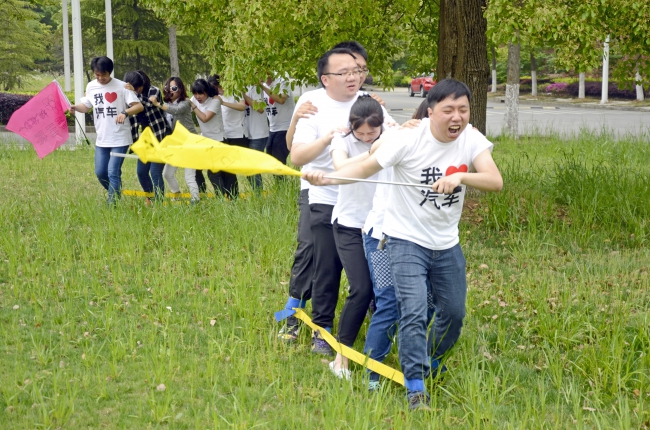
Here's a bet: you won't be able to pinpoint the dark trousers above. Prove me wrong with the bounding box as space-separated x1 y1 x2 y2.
333 219 374 346
136 160 165 200
267 130 290 165
309 203 343 329
209 136 249 198
289 189 314 301
196 170 207 193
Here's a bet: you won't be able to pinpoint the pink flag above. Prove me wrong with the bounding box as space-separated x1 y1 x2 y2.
6 81 71 159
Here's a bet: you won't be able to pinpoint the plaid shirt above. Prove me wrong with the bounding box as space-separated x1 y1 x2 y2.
129 90 171 142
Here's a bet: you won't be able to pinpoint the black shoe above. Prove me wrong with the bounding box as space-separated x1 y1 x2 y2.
277 315 301 343
408 392 431 411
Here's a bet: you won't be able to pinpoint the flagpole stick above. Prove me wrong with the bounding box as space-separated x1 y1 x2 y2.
74 116 92 145
323 175 462 193
110 152 140 159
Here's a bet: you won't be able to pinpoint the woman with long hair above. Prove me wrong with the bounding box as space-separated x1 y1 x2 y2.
123 70 171 202
325 95 387 380
149 76 201 202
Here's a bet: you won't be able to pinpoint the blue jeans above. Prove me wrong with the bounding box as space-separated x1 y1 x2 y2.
137 160 165 200
95 145 129 203
386 236 466 393
362 232 400 382
248 137 267 190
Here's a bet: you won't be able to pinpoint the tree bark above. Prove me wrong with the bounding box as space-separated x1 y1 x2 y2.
578 72 585 98
504 36 520 138
437 0 489 135
491 45 497 93
169 25 180 77
530 53 537 96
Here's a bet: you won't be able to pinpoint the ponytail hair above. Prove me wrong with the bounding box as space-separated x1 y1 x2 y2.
135 70 152 98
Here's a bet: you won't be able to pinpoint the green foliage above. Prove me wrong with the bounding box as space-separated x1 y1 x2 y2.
0 0 51 90
142 0 421 93
79 0 210 87
486 0 650 86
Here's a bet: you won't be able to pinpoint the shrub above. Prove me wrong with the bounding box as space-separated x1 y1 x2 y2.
0 92 32 125
545 82 568 93
565 82 638 99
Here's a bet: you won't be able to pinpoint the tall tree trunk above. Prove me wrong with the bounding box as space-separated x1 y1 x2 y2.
169 25 180 77
437 0 489 135
636 69 644 101
530 52 537 96
491 45 497 93
578 72 585 98
504 35 520 138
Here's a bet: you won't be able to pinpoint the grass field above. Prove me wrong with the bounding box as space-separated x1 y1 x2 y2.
0 131 649 429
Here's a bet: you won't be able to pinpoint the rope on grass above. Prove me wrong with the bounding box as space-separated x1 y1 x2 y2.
292 309 405 387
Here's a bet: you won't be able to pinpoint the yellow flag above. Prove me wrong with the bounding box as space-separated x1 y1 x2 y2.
131 122 301 177
130 126 166 164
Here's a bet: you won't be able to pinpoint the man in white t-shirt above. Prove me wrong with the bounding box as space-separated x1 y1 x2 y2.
288 47 367 355
303 79 503 410
260 75 294 166
69 56 143 204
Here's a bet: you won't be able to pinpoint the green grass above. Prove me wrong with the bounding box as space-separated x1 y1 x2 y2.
0 132 649 428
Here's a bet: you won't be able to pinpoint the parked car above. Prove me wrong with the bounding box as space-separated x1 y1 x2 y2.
409 73 436 98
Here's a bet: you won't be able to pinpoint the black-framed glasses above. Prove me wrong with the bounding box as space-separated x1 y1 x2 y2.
166 85 179 92
322 69 363 78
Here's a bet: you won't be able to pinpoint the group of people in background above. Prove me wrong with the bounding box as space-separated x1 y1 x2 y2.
70 43 503 412
69 56 295 204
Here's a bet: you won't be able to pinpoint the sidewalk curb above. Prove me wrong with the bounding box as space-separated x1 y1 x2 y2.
487 97 650 112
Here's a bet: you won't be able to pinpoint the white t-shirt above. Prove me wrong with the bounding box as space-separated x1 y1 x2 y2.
330 132 381 228
375 121 493 250
264 79 295 132
190 96 224 141
221 95 247 139
246 86 269 140
293 90 397 205
363 167 393 239
82 78 139 147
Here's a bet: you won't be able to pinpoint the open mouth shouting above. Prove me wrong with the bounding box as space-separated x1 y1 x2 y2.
448 125 462 138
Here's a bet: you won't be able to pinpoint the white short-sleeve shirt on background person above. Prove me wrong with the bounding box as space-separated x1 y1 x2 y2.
82 78 139 147
362 167 393 239
264 78 295 132
246 86 269 140
329 132 381 228
221 95 247 139
374 120 493 250
190 96 224 141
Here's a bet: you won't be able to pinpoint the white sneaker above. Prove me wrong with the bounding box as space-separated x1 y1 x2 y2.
329 361 351 380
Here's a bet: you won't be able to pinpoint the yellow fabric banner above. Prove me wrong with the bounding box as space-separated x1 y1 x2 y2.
293 309 405 386
130 123 301 177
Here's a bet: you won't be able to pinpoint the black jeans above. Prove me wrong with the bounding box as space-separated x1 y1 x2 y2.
289 189 314 301
309 203 343 329
333 219 374 347
267 130 290 165
208 136 249 198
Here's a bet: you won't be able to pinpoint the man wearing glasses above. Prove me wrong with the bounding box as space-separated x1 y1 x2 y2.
282 47 394 356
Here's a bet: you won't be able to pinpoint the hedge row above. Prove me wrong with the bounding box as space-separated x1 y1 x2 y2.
0 92 94 126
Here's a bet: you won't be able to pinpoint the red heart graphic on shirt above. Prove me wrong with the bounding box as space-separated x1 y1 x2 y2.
105 92 118 103
446 164 468 176
268 97 275 105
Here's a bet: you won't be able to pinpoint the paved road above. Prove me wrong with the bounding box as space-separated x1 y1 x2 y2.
373 88 650 138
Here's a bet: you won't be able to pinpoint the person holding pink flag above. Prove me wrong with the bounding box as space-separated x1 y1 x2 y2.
6 81 71 159
69 56 143 205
